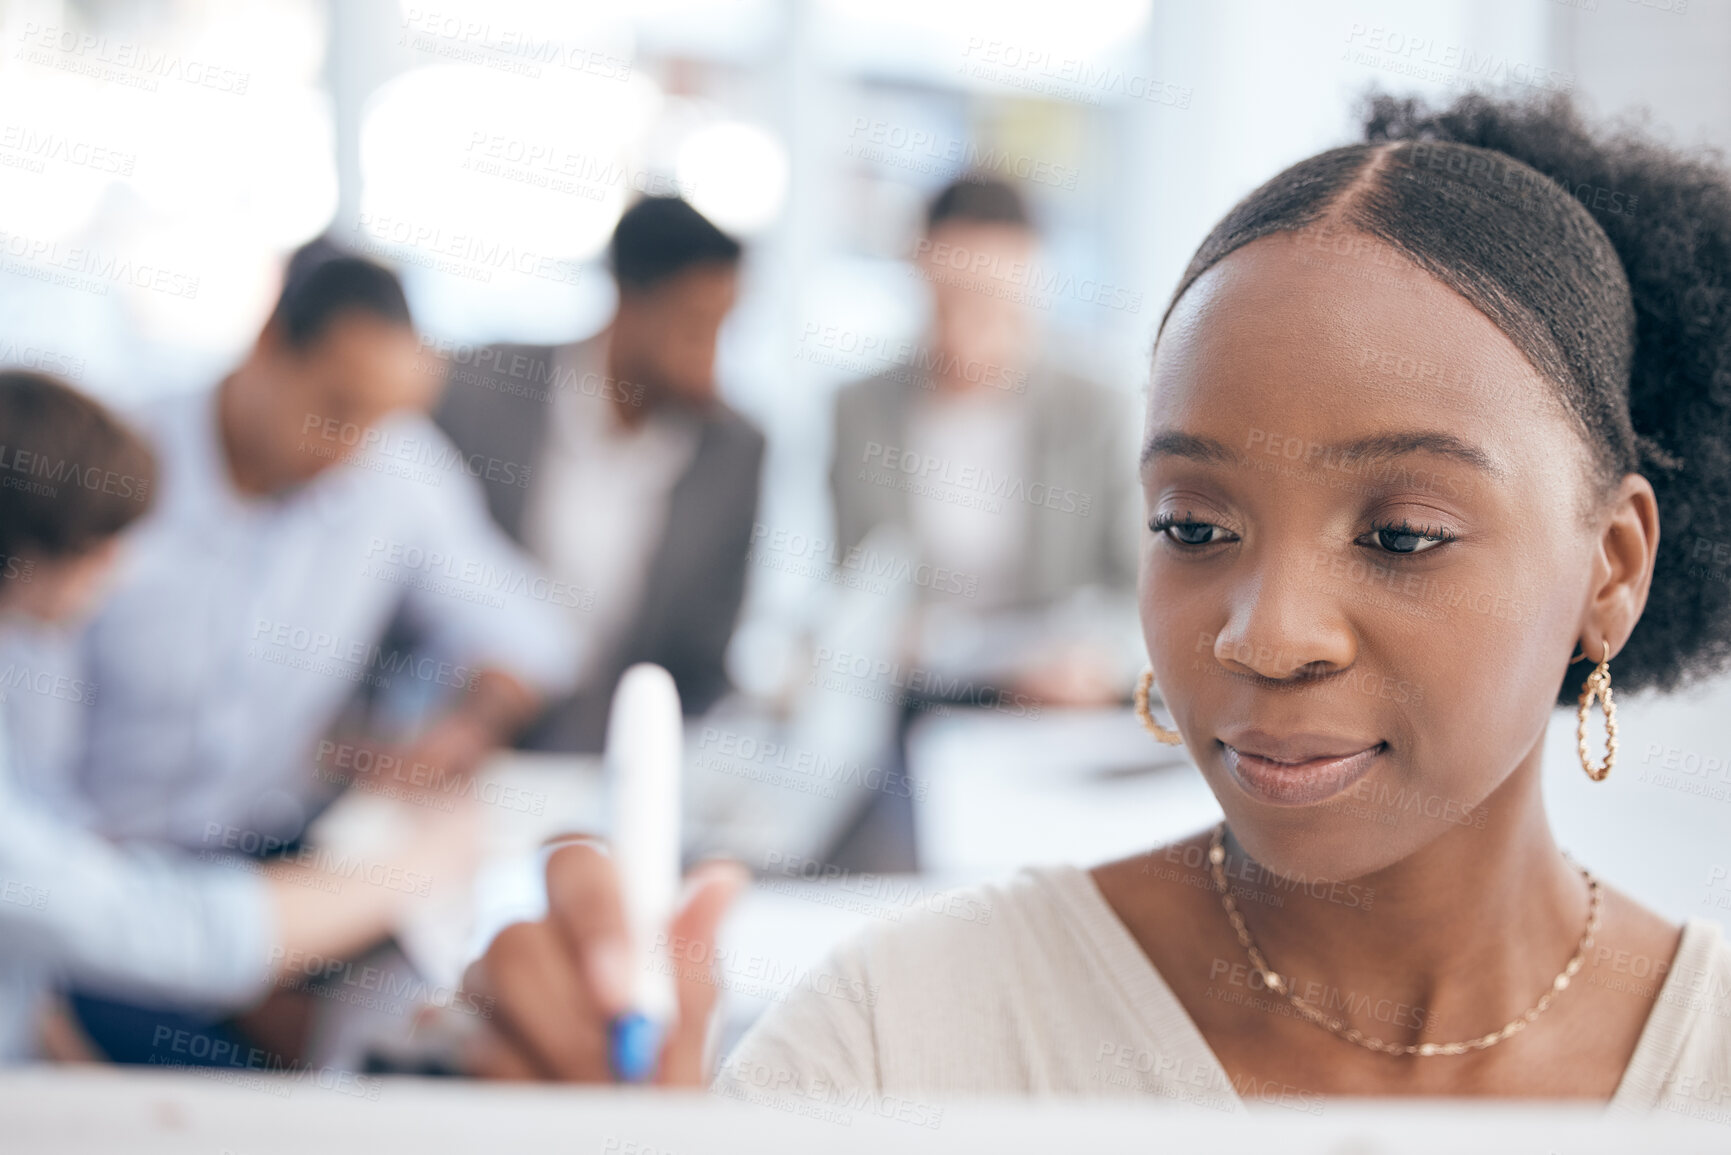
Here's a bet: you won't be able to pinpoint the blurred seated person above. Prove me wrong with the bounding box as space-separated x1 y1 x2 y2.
829 177 1142 708
435 196 765 752
38 244 575 853
0 371 475 1064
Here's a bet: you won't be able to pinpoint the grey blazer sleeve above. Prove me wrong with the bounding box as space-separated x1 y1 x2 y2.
652 410 767 715
829 375 902 557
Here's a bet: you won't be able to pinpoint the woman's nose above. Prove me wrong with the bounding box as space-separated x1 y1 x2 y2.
1209 547 1358 681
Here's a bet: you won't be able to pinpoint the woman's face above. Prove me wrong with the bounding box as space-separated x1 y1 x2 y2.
1142 228 1605 881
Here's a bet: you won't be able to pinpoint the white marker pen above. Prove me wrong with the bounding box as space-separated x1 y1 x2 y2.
604 662 683 1082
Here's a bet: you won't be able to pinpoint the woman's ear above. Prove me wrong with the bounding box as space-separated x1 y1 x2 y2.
1582 473 1660 658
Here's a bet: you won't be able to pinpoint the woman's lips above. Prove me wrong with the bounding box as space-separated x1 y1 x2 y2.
1221 741 1386 807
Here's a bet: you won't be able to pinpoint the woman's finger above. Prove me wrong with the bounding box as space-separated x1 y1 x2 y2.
657 859 751 1086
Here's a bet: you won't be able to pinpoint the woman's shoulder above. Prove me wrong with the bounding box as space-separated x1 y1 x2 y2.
1613 916 1731 1118
1660 918 1731 1067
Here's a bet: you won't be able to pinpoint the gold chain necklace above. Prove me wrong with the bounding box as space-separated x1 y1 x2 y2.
1205 821 1601 1057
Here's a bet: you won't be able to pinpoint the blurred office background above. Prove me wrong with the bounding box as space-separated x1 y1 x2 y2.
3 0 1729 1060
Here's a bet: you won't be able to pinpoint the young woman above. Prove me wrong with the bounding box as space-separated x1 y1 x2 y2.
463 93 1731 1111
0 370 476 1063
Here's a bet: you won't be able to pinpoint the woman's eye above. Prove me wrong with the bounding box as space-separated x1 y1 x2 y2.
1362 523 1453 555
1154 518 1230 546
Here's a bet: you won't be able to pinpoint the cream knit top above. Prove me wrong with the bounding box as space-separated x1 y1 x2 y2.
714 864 1731 1122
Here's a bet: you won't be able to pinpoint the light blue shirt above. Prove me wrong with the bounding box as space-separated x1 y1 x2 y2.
54 387 580 849
0 673 273 1062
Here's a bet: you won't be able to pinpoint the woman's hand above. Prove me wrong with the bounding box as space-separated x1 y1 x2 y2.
460 843 748 1084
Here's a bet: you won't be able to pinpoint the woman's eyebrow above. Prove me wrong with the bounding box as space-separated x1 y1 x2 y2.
1140 429 1506 479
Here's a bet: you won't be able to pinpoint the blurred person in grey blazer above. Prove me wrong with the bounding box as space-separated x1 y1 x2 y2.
829 177 1142 708
434 197 765 752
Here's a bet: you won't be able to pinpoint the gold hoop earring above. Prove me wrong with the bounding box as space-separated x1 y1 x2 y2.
1135 667 1184 746
1576 640 1616 782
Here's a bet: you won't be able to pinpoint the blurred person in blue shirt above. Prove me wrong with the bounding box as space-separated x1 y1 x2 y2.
7 246 569 1062
26 245 578 855
0 370 475 1063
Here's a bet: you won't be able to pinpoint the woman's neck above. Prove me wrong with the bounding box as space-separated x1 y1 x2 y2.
1213 753 1590 1037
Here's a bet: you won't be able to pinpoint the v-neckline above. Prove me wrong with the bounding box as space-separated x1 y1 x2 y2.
1043 861 1713 1110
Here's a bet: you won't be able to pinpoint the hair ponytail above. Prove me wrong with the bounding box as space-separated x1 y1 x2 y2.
1362 93 1731 701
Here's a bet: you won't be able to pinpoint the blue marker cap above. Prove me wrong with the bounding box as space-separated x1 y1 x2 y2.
609 1011 663 1083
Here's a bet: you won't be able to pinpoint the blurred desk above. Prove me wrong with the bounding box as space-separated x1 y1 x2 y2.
907 706 1219 877
308 750 609 996
3 1066 1726 1153
315 751 940 1058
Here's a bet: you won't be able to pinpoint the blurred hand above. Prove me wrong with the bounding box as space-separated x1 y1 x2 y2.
460 843 748 1084
392 789 486 899
396 709 497 786
265 778 487 964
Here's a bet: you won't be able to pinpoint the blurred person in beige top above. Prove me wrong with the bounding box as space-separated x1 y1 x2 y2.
456 92 1731 1117
829 176 1144 710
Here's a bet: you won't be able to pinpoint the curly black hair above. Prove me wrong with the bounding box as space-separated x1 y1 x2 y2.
1157 91 1731 706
